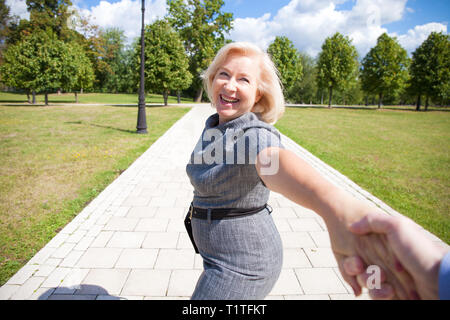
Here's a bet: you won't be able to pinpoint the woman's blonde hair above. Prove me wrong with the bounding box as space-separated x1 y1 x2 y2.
201 42 285 124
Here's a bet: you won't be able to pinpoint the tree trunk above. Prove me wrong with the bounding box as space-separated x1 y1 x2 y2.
45 92 48 105
163 91 168 106
321 91 324 105
378 93 383 109
328 86 333 108
415 94 421 111
425 95 429 111
80 88 83 94
194 87 203 103
365 96 368 106
177 90 181 104
32 91 36 104
27 92 31 104
75 91 78 103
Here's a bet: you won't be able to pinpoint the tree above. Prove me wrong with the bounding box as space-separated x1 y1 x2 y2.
137 19 192 106
60 41 95 102
267 36 303 101
360 33 409 108
166 0 233 102
0 31 93 104
316 32 358 107
0 0 19 71
92 27 128 93
408 32 450 110
0 0 15 44
26 0 75 41
288 52 317 104
117 47 138 94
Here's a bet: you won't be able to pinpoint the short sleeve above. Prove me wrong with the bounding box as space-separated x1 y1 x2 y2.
244 127 284 188
256 128 285 154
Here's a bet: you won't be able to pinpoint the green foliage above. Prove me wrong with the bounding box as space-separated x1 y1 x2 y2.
61 42 94 92
166 0 233 101
316 32 358 107
409 32 450 109
0 0 15 46
0 31 93 100
136 19 192 105
93 28 135 93
267 36 303 99
25 0 75 41
360 33 409 107
286 52 317 104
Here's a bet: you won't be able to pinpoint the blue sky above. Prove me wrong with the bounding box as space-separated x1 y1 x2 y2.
224 0 449 35
382 0 449 34
7 0 449 57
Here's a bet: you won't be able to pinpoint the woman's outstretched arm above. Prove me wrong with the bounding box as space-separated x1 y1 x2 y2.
255 147 416 299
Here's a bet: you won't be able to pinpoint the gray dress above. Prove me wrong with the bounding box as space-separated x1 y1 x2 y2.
186 111 284 300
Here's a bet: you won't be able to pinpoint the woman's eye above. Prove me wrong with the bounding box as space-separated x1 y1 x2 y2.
241 78 249 83
219 71 229 77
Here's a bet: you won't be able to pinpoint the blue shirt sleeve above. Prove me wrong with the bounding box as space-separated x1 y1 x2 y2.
439 251 450 300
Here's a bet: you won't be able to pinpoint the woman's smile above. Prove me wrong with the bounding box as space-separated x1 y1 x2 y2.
220 94 240 105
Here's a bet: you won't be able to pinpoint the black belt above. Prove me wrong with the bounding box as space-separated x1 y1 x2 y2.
189 202 272 221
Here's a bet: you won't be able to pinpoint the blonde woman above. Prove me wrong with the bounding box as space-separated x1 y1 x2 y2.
186 42 414 300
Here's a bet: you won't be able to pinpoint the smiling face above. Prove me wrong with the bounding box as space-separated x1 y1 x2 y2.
211 53 262 124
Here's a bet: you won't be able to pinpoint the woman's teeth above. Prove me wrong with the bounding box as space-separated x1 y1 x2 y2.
221 95 239 103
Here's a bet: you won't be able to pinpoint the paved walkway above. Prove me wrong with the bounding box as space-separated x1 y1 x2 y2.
0 104 447 300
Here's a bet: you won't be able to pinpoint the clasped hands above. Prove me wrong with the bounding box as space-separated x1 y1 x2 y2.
327 202 445 300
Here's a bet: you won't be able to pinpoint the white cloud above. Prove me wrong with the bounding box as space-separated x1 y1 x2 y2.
230 13 279 50
5 0 167 45
6 0 29 20
228 0 417 57
77 0 167 44
395 22 448 53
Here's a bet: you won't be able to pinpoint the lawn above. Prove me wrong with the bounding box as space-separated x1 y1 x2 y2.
0 92 193 104
275 106 450 244
0 104 190 286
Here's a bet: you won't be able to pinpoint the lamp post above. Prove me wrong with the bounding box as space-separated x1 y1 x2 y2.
136 0 148 134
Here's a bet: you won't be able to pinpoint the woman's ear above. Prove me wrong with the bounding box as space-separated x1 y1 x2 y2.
255 89 262 104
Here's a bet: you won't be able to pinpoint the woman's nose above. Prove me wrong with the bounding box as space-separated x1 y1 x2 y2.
224 79 237 92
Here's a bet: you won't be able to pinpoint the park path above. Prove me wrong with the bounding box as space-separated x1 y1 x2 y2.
0 104 447 300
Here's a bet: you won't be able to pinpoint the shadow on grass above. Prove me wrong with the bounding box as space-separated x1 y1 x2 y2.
0 103 47 107
0 103 183 108
109 104 190 108
286 104 450 112
65 120 136 134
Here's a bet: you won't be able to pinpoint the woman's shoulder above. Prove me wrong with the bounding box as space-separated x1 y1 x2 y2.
242 112 281 137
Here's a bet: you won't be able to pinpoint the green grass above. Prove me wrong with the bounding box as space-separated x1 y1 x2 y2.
275 106 450 244
0 92 193 104
0 104 190 286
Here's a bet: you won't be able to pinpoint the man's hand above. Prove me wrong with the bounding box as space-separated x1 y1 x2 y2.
343 213 448 300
